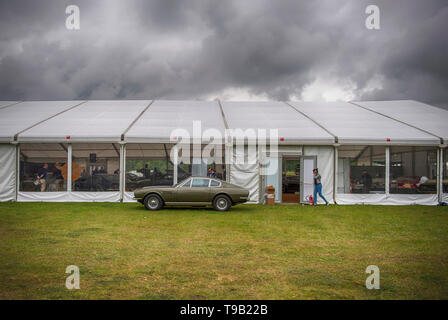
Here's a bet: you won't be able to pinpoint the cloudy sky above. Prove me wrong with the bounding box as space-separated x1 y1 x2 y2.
0 0 447 108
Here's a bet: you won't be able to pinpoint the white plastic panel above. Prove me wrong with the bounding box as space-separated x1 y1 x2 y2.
303 146 335 204
230 145 259 203
301 156 315 204
125 100 226 143
18 191 120 202
336 193 438 205
19 100 151 142
221 101 334 144
0 101 80 143
355 100 448 141
123 191 137 202
0 144 16 201
289 101 440 145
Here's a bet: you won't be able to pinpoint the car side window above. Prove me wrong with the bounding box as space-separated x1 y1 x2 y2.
191 178 209 187
210 180 220 187
180 179 191 188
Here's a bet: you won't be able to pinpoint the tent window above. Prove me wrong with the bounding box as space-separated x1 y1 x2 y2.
444 149 448 194
389 146 437 194
125 143 174 191
176 144 226 181
337 146 385 194
19 143 68 192
72 143 120 192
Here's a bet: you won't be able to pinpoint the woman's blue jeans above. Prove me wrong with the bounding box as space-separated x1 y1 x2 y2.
313 183 328 205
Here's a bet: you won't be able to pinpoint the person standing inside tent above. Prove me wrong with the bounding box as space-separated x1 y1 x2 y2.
361 170 372 193
313 168 329 206
54 163 64 192
37 163 48 192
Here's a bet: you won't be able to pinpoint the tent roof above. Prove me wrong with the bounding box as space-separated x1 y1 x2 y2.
124 100 226 143
0 101 81 143
18 100 151 143
288 101 441 145
354 100 448 141
0 99 446 145
221 101 334 144
0 101 20 109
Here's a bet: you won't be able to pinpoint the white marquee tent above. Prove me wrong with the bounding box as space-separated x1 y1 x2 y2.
0 99 446 205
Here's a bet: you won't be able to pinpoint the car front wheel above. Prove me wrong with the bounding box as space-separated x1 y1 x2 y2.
144 194 164 211
213 195 231 211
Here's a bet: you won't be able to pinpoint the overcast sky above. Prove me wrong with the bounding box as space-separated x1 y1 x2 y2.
0 0 447 108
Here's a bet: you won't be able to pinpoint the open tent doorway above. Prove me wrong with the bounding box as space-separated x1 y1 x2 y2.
281 156 300 203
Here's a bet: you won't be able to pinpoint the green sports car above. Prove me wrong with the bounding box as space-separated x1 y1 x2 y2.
134 177 250 211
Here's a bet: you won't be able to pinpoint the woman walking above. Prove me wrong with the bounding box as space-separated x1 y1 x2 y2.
313 168 329 206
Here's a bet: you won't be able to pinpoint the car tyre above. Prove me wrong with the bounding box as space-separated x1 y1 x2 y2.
213 195 231 211
144 194 164 211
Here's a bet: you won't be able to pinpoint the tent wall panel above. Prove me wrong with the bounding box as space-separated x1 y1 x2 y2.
123 191 137 203
230 145 259 203
303 146 334 204
18 192 69 202
0 144 16 201
18 191 120 202
336 193 437 205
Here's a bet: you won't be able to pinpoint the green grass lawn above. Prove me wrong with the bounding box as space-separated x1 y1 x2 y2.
0 202 447 299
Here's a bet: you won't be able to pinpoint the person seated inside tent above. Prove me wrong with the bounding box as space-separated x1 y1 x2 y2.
415 176 429 192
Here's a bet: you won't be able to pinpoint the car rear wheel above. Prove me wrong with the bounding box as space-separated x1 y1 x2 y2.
213 195 231 211
144 194 164 211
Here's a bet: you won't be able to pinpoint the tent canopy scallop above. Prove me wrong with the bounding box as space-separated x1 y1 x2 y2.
354 100 448 142
0 101 81 143
124 100 227 144
17 100 151 143
221 101 335 144
0 99 446 145
0 101 20 109
289 101 440 145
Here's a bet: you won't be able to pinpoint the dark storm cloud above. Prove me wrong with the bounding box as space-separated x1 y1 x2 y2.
0 0 447 107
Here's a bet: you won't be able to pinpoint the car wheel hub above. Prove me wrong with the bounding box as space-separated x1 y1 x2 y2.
148 197 158 209
217 199 227 209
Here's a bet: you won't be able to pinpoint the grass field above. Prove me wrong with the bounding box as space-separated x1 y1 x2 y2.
0 202 447 299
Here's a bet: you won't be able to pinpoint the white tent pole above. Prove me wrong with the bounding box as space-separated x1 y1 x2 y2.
385 146 390 195
225 136 232 183
437 148 443 202
120 143 125 201
173 144 178 185
67 144 72 193
15 143 20 201
257 145 262 204
442 147 446 200
334 145 339 204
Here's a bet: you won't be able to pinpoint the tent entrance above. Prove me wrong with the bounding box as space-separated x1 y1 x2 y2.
281 156 300 203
